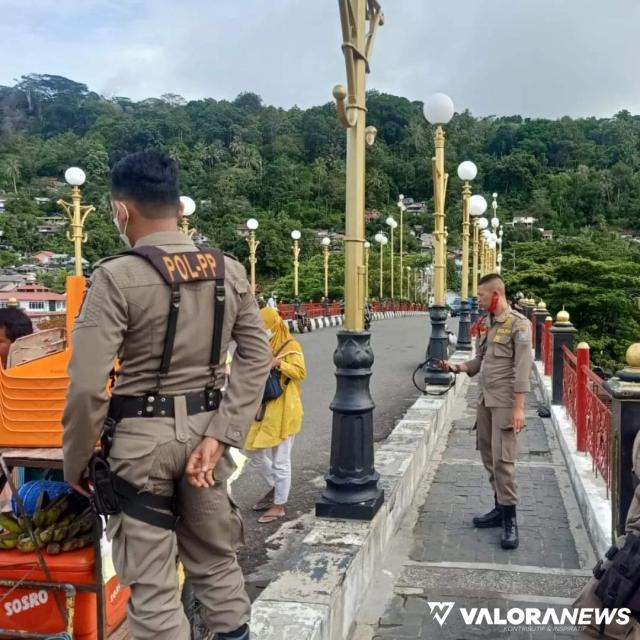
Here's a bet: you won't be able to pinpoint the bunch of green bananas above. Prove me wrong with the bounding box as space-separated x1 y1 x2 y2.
0 492 97 554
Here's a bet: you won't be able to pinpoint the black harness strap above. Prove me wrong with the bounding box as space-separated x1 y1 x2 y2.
211 278 226 370
121 245 226 379
113 476 177 530
160 284 181 376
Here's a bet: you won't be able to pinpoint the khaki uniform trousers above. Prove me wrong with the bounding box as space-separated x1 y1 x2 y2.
573 434 640 640
476 402 519 506
106 397 249 640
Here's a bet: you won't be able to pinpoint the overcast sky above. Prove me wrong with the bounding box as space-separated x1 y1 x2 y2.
1 0 638 119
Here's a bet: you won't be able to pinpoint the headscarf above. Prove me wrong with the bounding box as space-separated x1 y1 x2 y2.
260 307 301 358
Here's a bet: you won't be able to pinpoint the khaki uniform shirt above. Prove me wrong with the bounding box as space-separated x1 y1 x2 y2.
465 306 532 408
62 231 272 483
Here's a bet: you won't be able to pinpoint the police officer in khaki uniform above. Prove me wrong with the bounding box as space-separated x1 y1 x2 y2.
444 273 532 549
572 431 640 639
62 151 272 640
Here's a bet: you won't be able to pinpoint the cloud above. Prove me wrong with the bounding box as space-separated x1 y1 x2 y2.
0 0 638 118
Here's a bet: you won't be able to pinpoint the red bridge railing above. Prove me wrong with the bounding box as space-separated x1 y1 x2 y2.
559 342 612 490
277 302 425 321
582 365 613 490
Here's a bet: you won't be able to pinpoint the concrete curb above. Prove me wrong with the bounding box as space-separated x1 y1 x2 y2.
286 311 428 334
533 361 611 558
251 351 469 640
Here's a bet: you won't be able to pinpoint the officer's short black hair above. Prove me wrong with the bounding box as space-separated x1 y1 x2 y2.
478 273 505 290
111 150 180 215
0 308 33 342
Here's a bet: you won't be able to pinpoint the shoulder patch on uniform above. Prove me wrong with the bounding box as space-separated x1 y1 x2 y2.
92 253 127 269
515 330 530 343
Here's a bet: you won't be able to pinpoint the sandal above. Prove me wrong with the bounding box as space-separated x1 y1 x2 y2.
252 500 273 512
252 491 275 511
258 511 286 524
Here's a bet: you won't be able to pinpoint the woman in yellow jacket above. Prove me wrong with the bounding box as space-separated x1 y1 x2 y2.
245 307 306 523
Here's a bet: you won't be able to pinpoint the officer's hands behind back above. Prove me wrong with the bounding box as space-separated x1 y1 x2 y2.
185 437 225 488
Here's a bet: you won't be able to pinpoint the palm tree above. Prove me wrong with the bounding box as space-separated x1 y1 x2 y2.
3 157 20 194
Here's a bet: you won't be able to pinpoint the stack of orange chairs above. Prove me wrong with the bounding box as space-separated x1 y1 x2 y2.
0 276 85 448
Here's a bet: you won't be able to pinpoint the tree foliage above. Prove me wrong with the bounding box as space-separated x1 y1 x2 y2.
1 75 640 331
502 231 640 371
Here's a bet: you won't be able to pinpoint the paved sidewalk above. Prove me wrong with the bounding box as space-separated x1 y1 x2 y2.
353 375 597 640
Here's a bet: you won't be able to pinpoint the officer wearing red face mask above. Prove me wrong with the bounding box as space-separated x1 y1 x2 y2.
442 273 532 550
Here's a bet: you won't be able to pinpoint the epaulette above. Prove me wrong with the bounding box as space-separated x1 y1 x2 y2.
92 252 130 269
510 308 527 321
223 251 239 262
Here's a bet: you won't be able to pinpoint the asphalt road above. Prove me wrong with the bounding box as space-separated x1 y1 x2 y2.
230 314 459 596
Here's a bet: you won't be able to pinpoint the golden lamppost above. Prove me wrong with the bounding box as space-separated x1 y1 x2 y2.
479 219 489 275
456 160 477 350
374 232 388 299
364 240 370 300
385 216 398 299
444 225 449 295
469 195 488 323
179 196 197 238
291 229 301 298
316 0 385 521
245 218 259 295
423 93 454 386
322 236 331 299
397 194 406 299
57 167 95 277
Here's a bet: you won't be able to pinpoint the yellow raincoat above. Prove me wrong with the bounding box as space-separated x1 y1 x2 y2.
244 308 306 450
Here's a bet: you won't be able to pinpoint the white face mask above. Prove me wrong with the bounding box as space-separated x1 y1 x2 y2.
266 329 274 340
112 204 131 248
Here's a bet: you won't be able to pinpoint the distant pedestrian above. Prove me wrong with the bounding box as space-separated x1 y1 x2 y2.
266 293 278 309
244 307 306 524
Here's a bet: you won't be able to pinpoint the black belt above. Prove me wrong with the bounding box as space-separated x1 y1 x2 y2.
109 388 222 420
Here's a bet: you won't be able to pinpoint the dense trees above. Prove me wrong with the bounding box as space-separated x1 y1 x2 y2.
503 232 640 371
1 75 640 365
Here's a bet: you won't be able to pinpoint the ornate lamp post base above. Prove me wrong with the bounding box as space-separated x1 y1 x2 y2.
423 305 452 386
316 331 384 520
457 299 472 351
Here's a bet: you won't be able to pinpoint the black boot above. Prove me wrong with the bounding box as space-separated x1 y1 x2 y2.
501 504 519 550
216 624 250 640
472 495 502 528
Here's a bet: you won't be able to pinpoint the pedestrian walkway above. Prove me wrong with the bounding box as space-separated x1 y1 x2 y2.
352 374 597 640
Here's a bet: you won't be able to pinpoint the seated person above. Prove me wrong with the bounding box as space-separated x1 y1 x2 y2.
0 307 33 368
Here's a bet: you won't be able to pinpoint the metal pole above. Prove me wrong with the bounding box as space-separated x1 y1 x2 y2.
316 0 384 520
71 187 83 277
324 245 329 299
248 230 258 295
424 123 451 385
457 182 472 350
433 126 445 306
472 220 479 297
399 206 404 299
293 240 300 297
379 241 384 299
364 244 369 300
389 225 394 299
